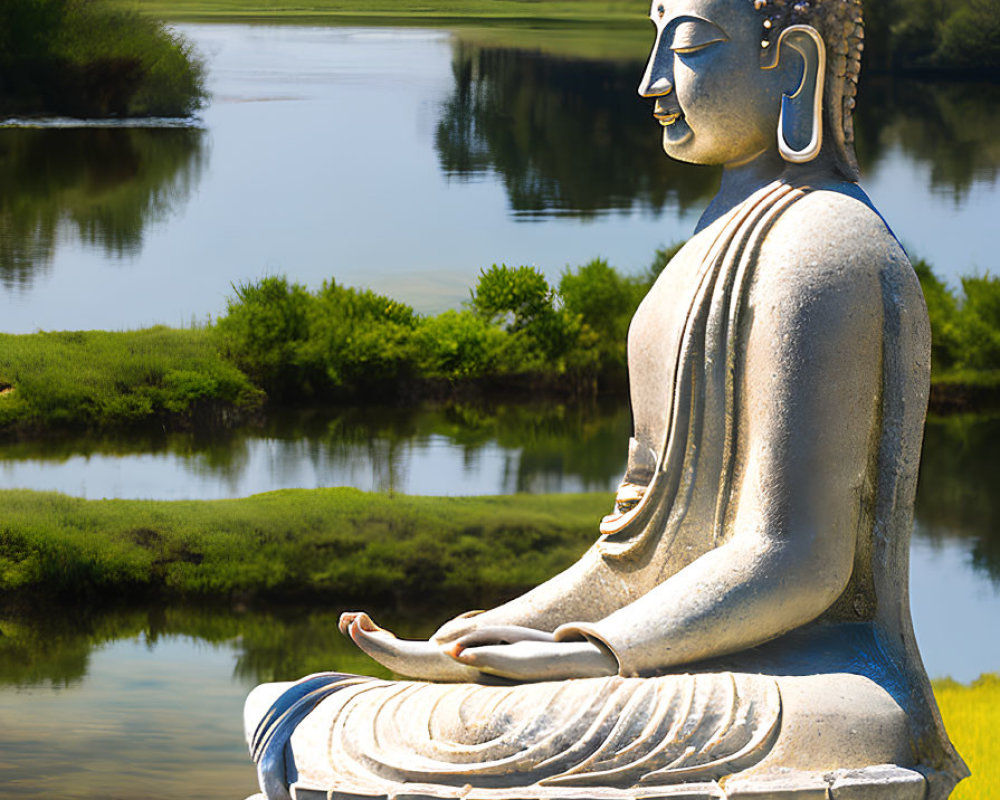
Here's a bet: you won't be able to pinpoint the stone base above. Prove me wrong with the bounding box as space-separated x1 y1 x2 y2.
244 765 926 800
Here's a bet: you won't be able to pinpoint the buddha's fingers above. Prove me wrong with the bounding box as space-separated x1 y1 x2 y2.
452 626 556 653
348 617 480 683
430 609 486 644
338 611 364 637
453 640 618 682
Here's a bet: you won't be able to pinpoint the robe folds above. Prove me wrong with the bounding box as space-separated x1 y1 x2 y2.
247 180 967 800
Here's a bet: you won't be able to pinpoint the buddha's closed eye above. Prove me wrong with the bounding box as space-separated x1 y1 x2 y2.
668 18 729 53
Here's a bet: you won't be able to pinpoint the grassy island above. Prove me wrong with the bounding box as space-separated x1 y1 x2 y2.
0 254 997 437
0 487 609 606
0 0 206 117
123 0 1000 74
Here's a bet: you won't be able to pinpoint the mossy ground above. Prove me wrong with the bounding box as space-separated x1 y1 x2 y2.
0 488 608 605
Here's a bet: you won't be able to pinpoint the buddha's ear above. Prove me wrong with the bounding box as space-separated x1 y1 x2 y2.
764 24 826 163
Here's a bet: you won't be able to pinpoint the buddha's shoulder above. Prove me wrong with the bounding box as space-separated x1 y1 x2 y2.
753 184 915 305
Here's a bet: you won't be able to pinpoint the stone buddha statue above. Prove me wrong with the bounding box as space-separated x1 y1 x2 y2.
244 0 968 797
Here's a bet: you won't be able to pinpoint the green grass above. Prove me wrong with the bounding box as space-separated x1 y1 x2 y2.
933 674 1000 799
0 488 609 604
122 0 1000 72
126 0 639 24
0 327 263 432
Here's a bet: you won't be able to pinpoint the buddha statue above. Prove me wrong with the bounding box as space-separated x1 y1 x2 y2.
244 0 969 797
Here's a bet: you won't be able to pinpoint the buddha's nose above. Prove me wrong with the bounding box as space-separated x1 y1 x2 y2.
638 37 674 98
642 77 673 97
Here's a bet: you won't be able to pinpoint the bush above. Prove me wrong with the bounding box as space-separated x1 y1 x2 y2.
914 259 1000 380
0 0 206 117
560 258 643 370
472 264 578 370
303 280 419 390
955 274 1000 371
217 276 314 397
415 310 507 380
218 276 419 398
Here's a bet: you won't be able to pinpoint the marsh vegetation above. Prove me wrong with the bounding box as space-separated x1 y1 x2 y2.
0 0 206 117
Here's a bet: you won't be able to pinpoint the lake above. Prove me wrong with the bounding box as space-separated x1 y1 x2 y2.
0 20 997 800
1 24 997 333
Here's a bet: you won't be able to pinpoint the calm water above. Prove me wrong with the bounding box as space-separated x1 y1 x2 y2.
1 24 998 334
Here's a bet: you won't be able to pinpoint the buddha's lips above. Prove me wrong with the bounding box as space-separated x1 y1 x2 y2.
656 111 682 126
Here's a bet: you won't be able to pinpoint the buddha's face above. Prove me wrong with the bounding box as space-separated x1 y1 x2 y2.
639 0 791 166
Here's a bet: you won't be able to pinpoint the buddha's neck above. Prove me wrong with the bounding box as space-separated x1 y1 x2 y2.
696 150 837 233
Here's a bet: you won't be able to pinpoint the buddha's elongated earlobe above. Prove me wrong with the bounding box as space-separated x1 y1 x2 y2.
763 25 825 163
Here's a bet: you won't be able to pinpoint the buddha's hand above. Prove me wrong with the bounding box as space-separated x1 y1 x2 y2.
337 611 480 683
429 609 488 645
448 627 618 681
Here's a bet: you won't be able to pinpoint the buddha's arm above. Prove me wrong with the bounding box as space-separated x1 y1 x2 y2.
551 228 888 676
456 208 897 681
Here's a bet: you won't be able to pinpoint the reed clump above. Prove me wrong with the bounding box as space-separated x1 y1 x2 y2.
0 0 207 117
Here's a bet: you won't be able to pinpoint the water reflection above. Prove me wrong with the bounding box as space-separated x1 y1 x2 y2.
1 403 997 582
0 402 632 499
435 43 720 218
855 78 1000 200
917 414 1000 582
0 125 207 290
436 42 1000 218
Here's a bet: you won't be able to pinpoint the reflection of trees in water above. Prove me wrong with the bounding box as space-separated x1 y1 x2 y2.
435 43 720 218
436 43 999 215
855 78 1000 199
916 414 1000 583
0 126 207 289
0 603 437 688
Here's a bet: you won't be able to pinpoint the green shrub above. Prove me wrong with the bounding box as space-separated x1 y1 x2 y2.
955 274 1000 371
0 0 206 117
559 258 642 370
303 280 419 390
472 264 578 370
914 258 962 372
217 276 314 396
415 310 507 380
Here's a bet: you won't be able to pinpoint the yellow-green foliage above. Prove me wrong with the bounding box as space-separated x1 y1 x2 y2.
933 674 1000 800
0 488 608 604
0 327 262 431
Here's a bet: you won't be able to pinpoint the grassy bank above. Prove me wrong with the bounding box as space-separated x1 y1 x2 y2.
124 0 1000 74
0 255 997 436
934 674 999 799
0 488 609 606
0 326 263 433
0 0 206 117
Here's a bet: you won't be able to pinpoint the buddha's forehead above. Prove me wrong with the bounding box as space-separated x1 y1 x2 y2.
650 0 755 30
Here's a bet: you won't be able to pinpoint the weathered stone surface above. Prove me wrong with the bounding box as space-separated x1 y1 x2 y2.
829 765 927 800
724 770 830 799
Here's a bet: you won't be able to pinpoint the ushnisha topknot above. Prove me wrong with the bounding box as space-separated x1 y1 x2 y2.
753 0 864 178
